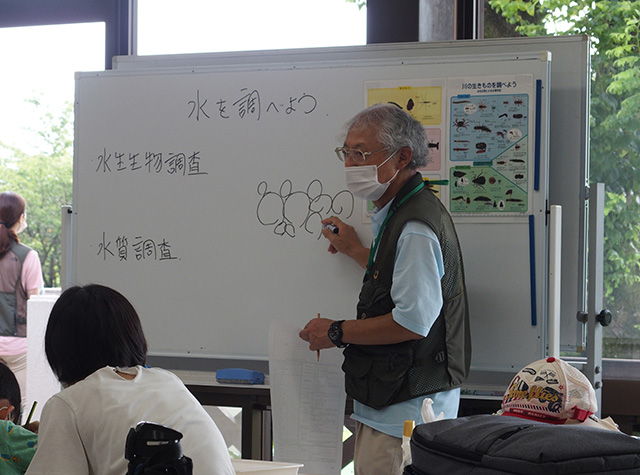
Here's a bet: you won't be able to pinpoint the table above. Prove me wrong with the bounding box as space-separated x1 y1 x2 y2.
176 369 503 466
173 370 272 459
174 370 356 466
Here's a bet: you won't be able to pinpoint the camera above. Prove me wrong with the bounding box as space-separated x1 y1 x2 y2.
125 422 193 475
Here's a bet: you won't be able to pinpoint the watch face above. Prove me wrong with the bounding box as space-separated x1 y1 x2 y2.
328 321 344 347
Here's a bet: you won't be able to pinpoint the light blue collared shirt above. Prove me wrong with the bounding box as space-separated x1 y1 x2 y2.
351 199 460 438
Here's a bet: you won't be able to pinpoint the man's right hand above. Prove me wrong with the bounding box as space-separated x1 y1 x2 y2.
321 216 369 268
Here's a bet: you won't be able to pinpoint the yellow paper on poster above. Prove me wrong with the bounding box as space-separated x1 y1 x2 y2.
367 86 442 126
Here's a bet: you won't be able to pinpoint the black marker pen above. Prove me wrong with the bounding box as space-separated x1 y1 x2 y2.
323 224 339 234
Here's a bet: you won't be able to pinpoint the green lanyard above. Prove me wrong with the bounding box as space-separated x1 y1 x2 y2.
365 181 425 276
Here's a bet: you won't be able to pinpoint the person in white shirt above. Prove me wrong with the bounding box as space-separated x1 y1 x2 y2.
26 284 234 475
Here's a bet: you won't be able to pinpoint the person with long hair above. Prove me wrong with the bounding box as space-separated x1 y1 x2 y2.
0 191 44 413
26 284 234 475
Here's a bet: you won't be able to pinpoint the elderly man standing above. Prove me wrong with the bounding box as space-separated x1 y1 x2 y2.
300 103 471 475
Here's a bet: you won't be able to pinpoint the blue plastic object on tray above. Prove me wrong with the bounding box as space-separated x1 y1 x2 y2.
216 368 265 385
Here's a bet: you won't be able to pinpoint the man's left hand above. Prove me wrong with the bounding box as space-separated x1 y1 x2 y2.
299 317 334 351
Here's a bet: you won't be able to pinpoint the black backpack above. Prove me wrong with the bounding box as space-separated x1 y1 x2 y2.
404 414 640 474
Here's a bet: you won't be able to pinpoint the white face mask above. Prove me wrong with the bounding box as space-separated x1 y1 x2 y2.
345 150 399 201
17 214 27 233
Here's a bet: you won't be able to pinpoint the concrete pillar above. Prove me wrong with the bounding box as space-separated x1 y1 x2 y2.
419 0 456 42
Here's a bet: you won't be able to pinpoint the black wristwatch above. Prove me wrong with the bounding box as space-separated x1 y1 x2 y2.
328 320 348 348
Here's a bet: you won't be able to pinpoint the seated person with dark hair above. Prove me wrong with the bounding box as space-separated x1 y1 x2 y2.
0 362 38 474
25 284 234 475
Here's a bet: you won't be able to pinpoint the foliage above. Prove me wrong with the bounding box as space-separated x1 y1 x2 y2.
345 0 366 10
0 99 73 287
487 0 640 356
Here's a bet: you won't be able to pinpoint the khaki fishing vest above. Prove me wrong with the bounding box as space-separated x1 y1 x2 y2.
342 173 471 409
0 242 31 337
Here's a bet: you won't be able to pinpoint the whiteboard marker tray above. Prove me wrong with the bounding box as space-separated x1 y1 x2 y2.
232 459 303 474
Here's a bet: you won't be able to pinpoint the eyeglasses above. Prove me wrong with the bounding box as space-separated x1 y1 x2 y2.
334 146 389 164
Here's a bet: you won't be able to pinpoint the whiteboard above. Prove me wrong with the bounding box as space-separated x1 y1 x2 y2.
113 36 591 354
73 45 553 372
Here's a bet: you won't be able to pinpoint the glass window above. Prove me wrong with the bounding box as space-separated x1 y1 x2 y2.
0 23 104 154
483 3 640 359
0 22 104 288
136 0 366 55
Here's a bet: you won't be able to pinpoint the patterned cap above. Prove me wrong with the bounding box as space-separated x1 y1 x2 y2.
501 357 597 424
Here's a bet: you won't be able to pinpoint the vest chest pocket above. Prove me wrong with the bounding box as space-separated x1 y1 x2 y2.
342 345 413 410
357 282 395 320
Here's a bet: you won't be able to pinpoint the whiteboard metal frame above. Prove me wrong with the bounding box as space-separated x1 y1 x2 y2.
112 36 590 354
70 37 588 373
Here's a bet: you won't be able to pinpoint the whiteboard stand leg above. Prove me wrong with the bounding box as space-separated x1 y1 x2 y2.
586 183 605 416
60 205 73 290
548 205 562 357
